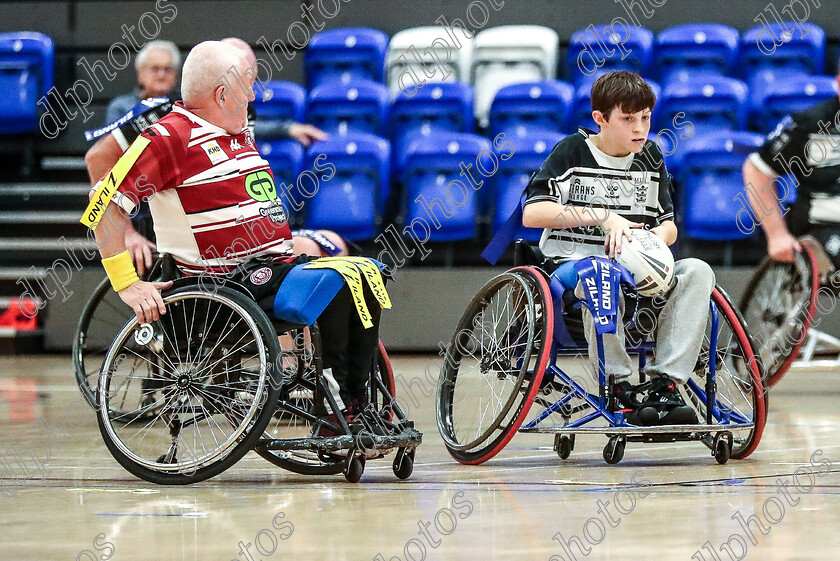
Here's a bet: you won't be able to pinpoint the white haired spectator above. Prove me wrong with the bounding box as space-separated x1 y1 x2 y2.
105 40 181 124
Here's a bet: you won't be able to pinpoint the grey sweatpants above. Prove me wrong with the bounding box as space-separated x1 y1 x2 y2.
581 258 716 383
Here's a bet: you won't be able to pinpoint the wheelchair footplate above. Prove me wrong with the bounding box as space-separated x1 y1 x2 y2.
257 425 423 456
256 419 422 483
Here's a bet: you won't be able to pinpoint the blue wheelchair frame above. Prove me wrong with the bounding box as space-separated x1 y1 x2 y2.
514 259 755 462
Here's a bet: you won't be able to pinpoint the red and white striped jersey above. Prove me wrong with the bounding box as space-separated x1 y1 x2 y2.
113 102 295 275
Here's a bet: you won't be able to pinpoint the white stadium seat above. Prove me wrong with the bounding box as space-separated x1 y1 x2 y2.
470 25 559 127
386 26 473 98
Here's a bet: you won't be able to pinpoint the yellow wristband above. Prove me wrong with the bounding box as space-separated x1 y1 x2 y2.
102 250 140 292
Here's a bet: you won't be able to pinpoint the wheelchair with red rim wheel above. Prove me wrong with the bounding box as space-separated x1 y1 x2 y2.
740 236 840 388
436 243 766 466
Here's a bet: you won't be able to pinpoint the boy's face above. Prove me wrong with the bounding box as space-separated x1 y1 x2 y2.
593 107 652 155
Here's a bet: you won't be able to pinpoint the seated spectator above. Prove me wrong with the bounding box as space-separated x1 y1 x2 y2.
105 40 181 124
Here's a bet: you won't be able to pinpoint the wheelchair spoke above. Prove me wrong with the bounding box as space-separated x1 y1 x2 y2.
98 287 278 481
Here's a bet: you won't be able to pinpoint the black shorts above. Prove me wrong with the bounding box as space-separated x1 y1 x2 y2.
228 257 307 317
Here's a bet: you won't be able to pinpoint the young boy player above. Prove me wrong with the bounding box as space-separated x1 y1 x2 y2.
522 71 715 426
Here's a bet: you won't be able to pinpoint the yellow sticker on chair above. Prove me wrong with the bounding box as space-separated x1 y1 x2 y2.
80 136 151 230
303 258 391 329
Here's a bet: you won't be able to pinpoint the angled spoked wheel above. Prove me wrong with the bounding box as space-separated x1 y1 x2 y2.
75 256 169 422
74 276 143 416
257 339 395 475
687 287 767 460
437 266 553 464
97 285 283 484
740 248 819 387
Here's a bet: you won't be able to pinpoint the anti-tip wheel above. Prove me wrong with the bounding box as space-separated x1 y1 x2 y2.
603 437 626 465
344 455 365 483
714 433 732 465
554 434 574 460
393 449 414 480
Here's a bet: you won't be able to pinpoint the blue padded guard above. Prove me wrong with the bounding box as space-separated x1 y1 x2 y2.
272 259 388 326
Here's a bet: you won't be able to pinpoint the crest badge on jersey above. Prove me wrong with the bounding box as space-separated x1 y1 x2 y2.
633 175 648 205
249 266 273 285
201 140 228 164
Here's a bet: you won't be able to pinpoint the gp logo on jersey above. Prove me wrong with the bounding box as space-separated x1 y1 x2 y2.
245 170 277 201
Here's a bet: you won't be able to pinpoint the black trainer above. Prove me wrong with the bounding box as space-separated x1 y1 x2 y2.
621 377 698 426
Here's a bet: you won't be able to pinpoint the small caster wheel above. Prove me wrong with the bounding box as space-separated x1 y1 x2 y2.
393 449 414 480
713 433 732 465
554 434 574 460
344 455 365 483
603 436 625 465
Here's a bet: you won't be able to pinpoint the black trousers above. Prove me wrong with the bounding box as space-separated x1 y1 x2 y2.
317 282 382 406
238 257 382 408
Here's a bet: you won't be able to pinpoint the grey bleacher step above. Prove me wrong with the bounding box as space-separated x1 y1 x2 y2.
0 183 91 210
40 156 88 170
0 211 90 238
0 237 99 266
0 237 95 249
0 210 85 223
0 266 47 297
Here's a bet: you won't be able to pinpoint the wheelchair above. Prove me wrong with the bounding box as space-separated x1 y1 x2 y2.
740 235 840 387
83 256 421 484
436 242 766 466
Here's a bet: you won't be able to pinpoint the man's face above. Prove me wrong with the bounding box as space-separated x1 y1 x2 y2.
138 49 177 97
597 107 652 155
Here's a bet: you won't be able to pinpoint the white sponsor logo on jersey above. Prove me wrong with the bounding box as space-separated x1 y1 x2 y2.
201 140 228 164
230 139 243 151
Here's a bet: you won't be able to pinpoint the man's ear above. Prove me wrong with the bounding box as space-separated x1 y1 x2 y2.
216 83 238 118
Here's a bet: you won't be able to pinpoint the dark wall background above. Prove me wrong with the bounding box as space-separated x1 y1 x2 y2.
3 0 837 153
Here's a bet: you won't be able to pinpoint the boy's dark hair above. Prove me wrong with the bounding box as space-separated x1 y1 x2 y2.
590 71 656 121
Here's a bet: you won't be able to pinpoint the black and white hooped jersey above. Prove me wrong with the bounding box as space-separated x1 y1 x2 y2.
750 96 840 224
524 128 674 260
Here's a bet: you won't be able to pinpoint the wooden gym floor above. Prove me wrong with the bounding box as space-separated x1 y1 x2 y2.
1 354 839 561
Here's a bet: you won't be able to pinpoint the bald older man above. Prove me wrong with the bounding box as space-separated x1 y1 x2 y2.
84 41 389 420
86 39 335 274
221 37 327 147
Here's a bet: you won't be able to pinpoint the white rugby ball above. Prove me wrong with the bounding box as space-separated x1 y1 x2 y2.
615 229 675 297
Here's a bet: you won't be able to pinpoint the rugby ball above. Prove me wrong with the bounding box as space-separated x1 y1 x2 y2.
615 229 675 297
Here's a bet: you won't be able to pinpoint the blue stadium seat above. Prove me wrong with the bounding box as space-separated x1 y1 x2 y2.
493 132 566 241
572 80 660 133
654 24 739 84
740 22 824 86
305 28 388 88
754 74 838 133
403 133 493 241
0 32 53 134
489 81 574 139
676 131 764 240
259 140 305 225
656 76 747 135
251 81 306 133
306 79 390 136
390 82 473 175
303 134 390 241
567 24 653 86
